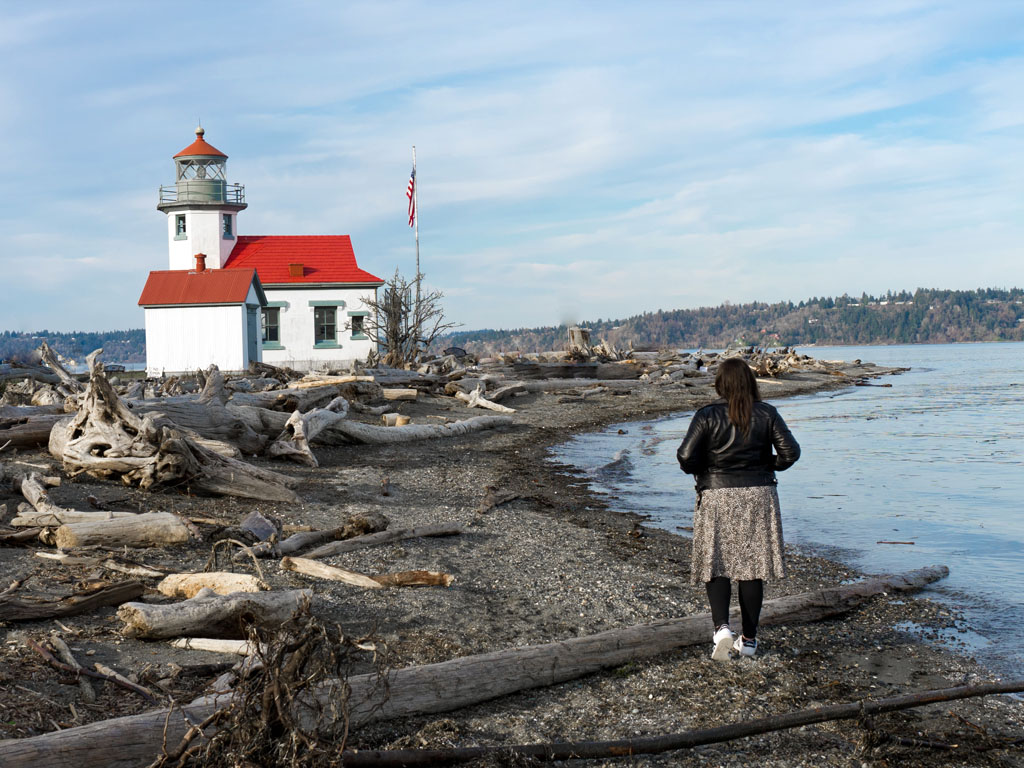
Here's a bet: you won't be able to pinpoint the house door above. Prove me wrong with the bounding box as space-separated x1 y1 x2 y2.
246 306 259 365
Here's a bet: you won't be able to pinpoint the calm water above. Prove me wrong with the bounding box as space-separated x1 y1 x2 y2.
553 342 1024 676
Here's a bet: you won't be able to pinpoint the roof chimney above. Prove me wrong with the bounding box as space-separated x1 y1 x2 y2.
194 253 207 272
288 263 304 277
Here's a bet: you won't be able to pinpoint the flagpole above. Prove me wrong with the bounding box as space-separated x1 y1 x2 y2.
412 145 421 356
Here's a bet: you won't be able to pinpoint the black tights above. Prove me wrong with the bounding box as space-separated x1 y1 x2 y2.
706 577 763 639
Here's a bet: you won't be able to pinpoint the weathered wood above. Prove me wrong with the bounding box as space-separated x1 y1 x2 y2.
0 411 66 448
54 512 192 549
170 637 259 655
38 342 84 394
303 522 462 560
50 355 300 502
48 633 96 703
0 567 948 768
281 557 384 588
487 382 527 402
282 558 453 588
0 580 144 622
317 415 514 445
0 362 60 385
341 679 1024 766
267 395 349 467
382 387 417 401
13 508 138 527
239 510 390 559
287 375 374 389
117 587 312 640
455 387 516 414
157 572 268 598
130 367 266 455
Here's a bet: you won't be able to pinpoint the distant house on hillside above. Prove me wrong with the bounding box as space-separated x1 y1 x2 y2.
138 127 383 376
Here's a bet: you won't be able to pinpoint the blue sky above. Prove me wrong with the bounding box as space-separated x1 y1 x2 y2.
2 1 1023 333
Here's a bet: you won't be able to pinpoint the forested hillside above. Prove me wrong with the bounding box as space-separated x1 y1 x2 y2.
441 288 1024 354
0 329 145 364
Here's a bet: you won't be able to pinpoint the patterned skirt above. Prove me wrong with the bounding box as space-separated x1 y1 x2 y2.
690 485 786 584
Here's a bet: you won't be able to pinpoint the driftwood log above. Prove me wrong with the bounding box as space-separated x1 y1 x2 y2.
0 407 67 448
157 572 268 598
455 387 516 413
342 679 1024 766
0 567 947 768
281 557 454 588
0 362 61 385
237 510 390 560
117 587 312 640
50 352 300 503
317 415 514 445
129 367 266 455
38 342 84 394
0 580 144 623
54 512 192 549
303 522 462 560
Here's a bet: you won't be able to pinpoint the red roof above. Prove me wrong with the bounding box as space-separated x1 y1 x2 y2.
173 129 227 159
138 268 263 306
224 236 384 285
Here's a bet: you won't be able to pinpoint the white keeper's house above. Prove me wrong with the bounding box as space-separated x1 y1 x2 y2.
138 126 384 376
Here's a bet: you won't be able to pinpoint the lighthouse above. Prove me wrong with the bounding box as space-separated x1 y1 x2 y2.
157 126 247 271
141 126 383 374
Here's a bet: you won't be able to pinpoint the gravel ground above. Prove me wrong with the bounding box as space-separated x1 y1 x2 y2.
1 361 1021 766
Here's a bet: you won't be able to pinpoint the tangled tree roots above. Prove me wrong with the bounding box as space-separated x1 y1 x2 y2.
150 607 387 768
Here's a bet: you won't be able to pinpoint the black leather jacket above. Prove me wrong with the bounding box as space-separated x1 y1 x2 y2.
677 400 800 491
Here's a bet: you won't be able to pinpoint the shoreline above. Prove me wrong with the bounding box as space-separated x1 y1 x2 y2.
1 360 1021 765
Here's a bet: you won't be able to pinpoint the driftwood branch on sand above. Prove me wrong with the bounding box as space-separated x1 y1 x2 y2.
281 556 454 588
0 567 946 768
341 679 1024 766
48 351 299 503
0 580 144 623
266 395 350 467
303 522 463 560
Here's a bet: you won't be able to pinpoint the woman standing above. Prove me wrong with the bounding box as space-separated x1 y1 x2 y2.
677 357 800 660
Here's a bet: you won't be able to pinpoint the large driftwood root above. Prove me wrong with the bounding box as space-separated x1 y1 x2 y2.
267 395 350 467
49 351 299 502
0 567 948 768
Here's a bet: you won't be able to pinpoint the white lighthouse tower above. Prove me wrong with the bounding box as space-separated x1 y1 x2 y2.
157 126 247 270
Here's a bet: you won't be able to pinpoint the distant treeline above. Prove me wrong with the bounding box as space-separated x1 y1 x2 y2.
0 329 145 364
440 288 1024 354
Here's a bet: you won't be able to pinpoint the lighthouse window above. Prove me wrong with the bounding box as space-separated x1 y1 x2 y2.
222 214 233 238
314 307 337 344
175 215 187 240
261 307 280 343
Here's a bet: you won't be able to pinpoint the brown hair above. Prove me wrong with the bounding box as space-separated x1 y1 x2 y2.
714 357 761 433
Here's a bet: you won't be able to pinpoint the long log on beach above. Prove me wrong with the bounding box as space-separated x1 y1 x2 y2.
341 679 1024 766
0 566 947 768
0 409 67 448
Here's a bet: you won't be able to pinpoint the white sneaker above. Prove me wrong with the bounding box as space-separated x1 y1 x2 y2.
711 626 735 661
733 635 758 657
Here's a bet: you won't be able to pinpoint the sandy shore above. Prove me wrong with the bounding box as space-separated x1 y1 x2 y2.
1 360 1021 766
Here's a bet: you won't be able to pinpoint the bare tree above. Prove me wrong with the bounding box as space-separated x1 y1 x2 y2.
358 270 459 367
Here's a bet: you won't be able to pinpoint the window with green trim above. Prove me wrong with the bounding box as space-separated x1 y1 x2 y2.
222 214 233 238
261 307 280 343
175 214 187 238
314 307 336 344
350 315 365 337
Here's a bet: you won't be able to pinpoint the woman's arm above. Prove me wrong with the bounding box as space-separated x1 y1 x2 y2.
677 410 709 475
771 411 800 471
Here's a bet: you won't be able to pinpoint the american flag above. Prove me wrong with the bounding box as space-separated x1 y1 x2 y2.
406 168 416 227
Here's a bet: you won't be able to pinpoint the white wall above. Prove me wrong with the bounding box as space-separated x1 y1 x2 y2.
261 285 377 370
166 210 237 270
145 303 248 376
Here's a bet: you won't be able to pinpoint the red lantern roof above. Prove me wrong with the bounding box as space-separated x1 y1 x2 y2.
224 236 384 285
173 126 227 158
